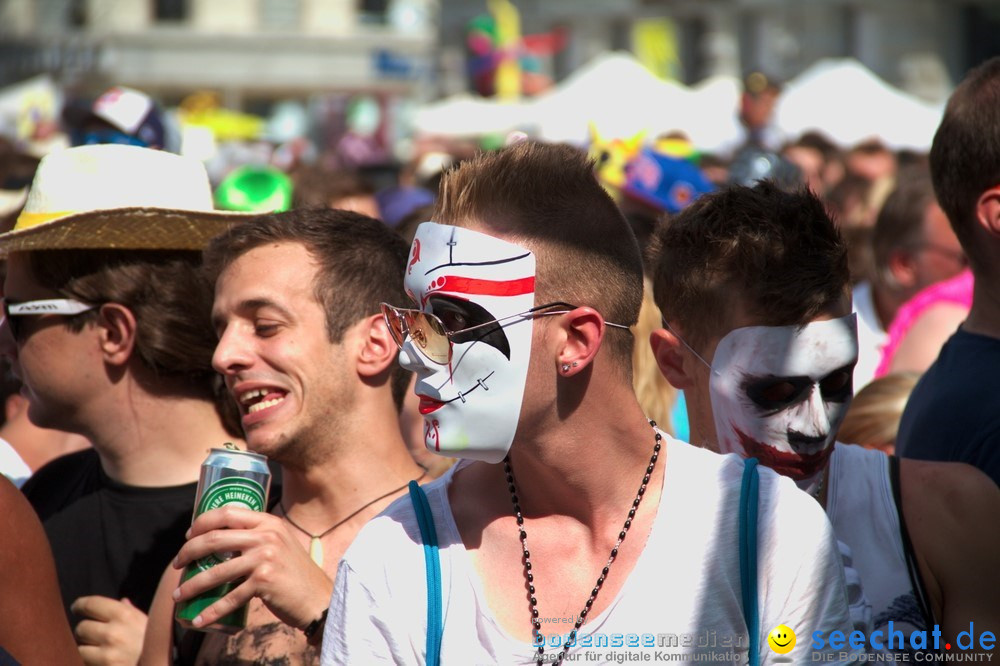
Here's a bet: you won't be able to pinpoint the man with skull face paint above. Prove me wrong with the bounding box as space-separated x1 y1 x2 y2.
323 142 855 665
651 181 1000 657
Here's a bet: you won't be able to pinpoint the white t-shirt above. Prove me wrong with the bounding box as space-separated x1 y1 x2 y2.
852 281 888 391
0 436 31 488
322 437 856 665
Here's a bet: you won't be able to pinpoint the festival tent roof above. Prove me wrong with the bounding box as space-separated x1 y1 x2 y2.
774 58 944 152
409 52 735 149
410 93 529 138
526 51 686 143
409 53 946 155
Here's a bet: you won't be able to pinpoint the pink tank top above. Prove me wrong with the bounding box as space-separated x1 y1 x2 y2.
875 269 973 378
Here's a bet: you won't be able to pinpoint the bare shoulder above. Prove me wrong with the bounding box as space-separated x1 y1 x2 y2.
900 459 1000 593
900 458 1000 522
900 459 1000 637
0 476 83 665
0 477 48 566
889 303 968 374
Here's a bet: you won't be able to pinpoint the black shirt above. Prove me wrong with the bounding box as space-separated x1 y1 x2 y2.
22 448 196 627
896 328 1000 486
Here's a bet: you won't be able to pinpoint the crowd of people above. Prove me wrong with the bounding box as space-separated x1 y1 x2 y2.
0 55 997 666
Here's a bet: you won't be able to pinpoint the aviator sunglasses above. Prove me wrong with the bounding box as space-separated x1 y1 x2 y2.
380 301 630 366
1 298 98 343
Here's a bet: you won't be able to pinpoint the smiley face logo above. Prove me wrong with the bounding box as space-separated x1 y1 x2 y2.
767 625 796 654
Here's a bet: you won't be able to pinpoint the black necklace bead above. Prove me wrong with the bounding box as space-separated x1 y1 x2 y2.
504 419 662 666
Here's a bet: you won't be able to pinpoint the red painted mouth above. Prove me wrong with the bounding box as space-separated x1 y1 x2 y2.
418 395 445 415
734 426 833 480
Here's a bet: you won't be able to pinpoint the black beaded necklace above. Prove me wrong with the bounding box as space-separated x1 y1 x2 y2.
503 419 662 666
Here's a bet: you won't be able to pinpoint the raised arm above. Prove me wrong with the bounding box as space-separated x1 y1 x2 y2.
138 565 182 666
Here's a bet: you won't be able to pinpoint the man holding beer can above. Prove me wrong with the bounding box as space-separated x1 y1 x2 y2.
141 208 428 664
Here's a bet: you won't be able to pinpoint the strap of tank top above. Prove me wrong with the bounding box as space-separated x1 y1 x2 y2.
739 457 760 666
888 455 937 632
409 480 442 666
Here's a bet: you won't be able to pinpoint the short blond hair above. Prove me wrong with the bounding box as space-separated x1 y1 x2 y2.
838 372 921 453
435 141 644 373
631 278 678 433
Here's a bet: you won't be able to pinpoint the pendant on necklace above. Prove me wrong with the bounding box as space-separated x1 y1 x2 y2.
309 537 324 566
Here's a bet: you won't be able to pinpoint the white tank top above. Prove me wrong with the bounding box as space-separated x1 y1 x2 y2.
827 443 932 655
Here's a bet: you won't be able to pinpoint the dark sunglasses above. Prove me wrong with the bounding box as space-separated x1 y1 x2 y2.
2 298 98 343
381 301 630 366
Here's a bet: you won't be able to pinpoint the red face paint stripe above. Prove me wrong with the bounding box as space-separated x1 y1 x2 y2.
430 275 535 297
407 239 421 275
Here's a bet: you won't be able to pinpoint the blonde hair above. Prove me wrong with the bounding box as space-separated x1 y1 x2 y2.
838 372 921 454
632 278 678 435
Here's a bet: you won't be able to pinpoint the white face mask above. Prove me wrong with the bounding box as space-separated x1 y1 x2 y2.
401 222 536 463
708 314 859 486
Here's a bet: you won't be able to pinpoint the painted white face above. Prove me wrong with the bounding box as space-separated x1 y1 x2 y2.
400 222 536 463
709 314 859 486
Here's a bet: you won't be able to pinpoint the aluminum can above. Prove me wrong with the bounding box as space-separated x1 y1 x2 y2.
175 444 271 634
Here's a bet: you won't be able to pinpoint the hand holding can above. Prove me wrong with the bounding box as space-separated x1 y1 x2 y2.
174 445 271 634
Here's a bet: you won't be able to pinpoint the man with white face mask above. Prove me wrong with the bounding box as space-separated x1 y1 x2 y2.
651 181 1000 657
323 142 855 665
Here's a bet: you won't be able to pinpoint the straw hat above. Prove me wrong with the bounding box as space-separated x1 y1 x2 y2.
0 144 253 253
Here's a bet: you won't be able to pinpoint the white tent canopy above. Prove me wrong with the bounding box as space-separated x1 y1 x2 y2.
774 58 943 152
410 52 946 155
410 93 529 138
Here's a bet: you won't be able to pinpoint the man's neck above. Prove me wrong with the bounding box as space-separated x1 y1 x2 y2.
871 283 904 332
961 271 1000 339
90 389 235 487
276 410 425 524
496 392 661 527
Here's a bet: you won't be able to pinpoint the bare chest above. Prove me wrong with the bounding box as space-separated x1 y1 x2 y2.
469 517 650 645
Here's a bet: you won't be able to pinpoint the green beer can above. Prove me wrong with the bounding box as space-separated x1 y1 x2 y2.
175 444 271 634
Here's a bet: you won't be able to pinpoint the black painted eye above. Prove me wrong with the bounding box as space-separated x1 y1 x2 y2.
437 309 469 332
758 381 797 404
429 296 511 360
819 367 853 402
745 377 810 411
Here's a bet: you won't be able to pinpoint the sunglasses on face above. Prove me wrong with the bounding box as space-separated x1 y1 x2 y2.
380 301 630 366
1 298 98 343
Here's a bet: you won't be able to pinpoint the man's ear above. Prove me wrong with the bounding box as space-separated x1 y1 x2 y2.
555 307 610 375
886 247 917 289
356 314 398 379
97 303 138 367
650 327 695 389
975 185 1000 237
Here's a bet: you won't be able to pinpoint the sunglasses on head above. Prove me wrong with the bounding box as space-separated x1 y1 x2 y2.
2 298 98 343
75 128 149 148
380 301 630 366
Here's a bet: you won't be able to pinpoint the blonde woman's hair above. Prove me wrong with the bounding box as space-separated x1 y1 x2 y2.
632 278 678 435
838 372 921 454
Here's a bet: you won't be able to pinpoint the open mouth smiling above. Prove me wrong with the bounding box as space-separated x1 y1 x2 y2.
238 387 288 415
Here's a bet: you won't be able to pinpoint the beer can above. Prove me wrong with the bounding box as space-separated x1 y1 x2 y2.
175 444 271 634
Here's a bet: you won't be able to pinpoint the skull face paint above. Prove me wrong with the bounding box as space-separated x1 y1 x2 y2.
709 314 859 487
400 222 536 463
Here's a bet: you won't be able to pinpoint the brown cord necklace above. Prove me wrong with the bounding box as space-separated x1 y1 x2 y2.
282 471 427 566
